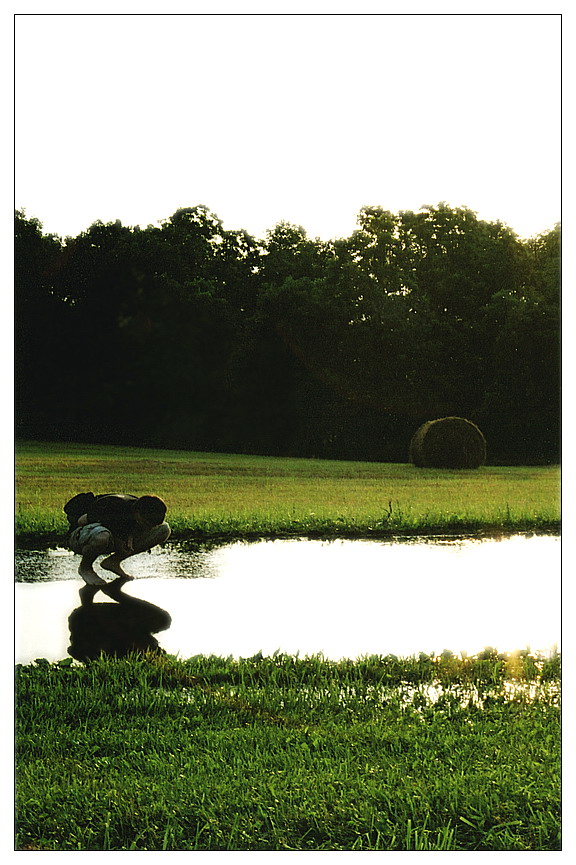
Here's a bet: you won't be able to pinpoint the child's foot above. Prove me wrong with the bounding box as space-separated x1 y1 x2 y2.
100 556 134 579
78 565 107 586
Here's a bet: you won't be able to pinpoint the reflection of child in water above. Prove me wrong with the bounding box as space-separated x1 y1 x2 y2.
68 577 172 662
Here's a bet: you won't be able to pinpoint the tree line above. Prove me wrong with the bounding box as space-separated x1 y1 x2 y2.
15 203 560 464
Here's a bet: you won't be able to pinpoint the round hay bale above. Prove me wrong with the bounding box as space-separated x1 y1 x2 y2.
409 416 486 469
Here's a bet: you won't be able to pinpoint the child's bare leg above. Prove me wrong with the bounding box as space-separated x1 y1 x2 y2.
78 532 113 585
101 523 171 577
100 544 134 579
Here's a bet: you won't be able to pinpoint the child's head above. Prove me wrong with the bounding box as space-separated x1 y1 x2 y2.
135 495 167 527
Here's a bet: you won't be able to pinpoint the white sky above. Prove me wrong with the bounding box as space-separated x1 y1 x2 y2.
14 9 561 242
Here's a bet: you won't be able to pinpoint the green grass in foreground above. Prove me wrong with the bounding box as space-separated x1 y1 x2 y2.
15 441 560 544
16 652 560 851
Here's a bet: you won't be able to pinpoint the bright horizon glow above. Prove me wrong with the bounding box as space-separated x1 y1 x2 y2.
15 13 560 242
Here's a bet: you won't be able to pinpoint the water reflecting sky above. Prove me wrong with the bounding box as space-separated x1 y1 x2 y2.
15 535 560 664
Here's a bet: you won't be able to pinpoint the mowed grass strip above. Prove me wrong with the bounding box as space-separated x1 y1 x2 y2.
15 440 560 542
15 653 560 851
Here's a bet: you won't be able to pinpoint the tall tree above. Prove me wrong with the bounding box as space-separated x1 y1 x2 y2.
14 206 560 462
15 211 70 437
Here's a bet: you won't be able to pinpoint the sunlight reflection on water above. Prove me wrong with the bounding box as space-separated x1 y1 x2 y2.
15 535 560 664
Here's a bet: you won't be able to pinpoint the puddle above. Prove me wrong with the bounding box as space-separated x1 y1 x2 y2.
15 535 560 664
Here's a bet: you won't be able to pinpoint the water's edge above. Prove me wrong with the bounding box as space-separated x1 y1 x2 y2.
15 525 561 553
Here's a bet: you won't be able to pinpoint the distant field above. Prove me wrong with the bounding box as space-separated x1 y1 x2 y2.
15 441 560 544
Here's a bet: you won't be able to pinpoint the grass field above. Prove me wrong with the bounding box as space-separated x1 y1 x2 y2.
15 442 561 851
15 652 560 852
15 440 560 544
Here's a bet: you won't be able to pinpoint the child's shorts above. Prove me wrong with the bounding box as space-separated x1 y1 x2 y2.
68 523 113 554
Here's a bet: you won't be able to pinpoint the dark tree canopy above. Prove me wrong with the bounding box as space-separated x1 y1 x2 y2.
14 205 560 464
